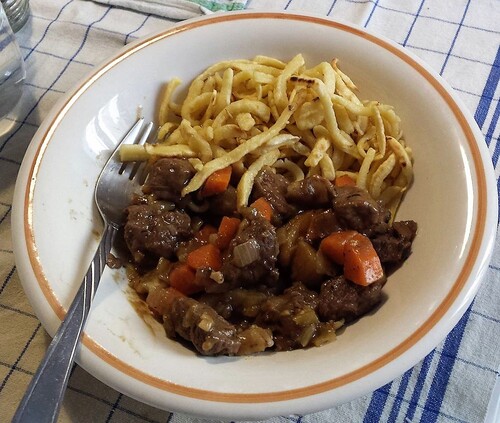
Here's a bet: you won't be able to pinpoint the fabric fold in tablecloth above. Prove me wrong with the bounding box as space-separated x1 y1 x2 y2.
90 0 247 20
1 1 499 422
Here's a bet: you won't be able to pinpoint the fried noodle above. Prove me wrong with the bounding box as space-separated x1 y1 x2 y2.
119 54 413 216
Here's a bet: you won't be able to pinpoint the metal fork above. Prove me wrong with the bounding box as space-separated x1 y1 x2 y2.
12 118 154 423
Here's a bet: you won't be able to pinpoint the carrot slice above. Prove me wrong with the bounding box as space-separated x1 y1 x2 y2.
216 216 241 249
186 244 222 271
169 264 199 295
343 233 384 286
201 166 232 197
319 230 358 264
334 174 356 187
250 197 273 221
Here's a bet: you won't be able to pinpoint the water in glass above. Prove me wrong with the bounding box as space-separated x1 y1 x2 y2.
1 0 29 33
0 3 25 121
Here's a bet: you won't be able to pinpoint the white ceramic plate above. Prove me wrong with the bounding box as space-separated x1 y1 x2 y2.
12 11 498 420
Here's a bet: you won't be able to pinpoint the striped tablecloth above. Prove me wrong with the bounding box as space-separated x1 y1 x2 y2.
1 1 499 422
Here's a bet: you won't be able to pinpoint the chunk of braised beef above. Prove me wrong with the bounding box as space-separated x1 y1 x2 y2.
163 296 241 355
124 203 192 263
255 283 320 351
371 220 417 263
305 209 342 244
207 185 237 216
286 175 336 209
142 158 195 202
318 276 386 323
252 166 297 224
199 288 270 320
393 220 418 241
220 215 279 290
333 186 390 235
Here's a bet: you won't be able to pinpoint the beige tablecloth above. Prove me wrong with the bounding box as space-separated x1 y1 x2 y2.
1 1 499 422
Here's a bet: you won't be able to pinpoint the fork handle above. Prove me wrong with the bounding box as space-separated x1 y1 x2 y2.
12 224 117 423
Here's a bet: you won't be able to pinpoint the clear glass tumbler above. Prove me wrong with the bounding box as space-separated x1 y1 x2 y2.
1 0 29 33
0 1 25 129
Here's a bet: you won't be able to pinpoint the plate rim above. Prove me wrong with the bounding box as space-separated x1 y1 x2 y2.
12 9 497 412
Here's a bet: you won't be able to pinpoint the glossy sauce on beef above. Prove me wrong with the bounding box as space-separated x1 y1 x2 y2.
124 158 417 356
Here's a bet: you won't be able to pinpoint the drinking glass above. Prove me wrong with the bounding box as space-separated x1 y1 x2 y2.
0 1 25 134
1 0 30 33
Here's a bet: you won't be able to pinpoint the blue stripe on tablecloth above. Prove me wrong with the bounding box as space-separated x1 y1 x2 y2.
327 0 339 15
439 0 470 75
404 351 435 421
387 369 412 423
363 382 392 422
0 323 41 392
474 45 500 216
0 157 21 166
488 100 500 167
282 416 301 422
65 383 164 423
0 360 34 376
402 0 425 47
400 35 499 422
19 43 95 67
0 0 75 154
446 349 500 374
105 393 123 423
28 11 150 46
24 0 76 63
0 1 112 154
24 81 65 93
0 357 164 423
340 0 495 43
472 308 500 325
2 2 497 422
497 177 500 219
455 86 497 101
0 266 16 295
0 304 37 319
363 3 477 420
0 205 11 226
364 0 379 27
405 34 499 421
474 46 500 129
0 200 12 208
407 44 497 68
419 307 472 423
343 0 500 36
124 13 153 44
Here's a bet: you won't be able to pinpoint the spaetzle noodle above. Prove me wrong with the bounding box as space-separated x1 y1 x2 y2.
120 54 413 215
